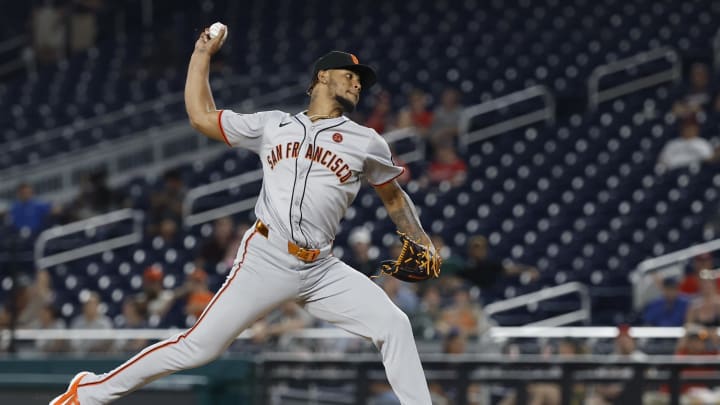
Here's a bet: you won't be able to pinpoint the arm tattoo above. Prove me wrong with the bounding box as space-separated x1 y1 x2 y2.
386 189 431 245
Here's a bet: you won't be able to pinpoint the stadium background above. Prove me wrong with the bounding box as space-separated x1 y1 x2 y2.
2 0 720 404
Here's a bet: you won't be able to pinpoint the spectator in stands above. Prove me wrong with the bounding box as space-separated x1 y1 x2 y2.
148 169 186 233
153 217 181 247
671 324 720 403
456 235 539 289
365 90 393 134
586 325 646 405
431 327 487 405
195 216 235 269
656 119 718 170
181 268 214 321
500 338 587 405
249 300 313 352
429 88 463 147
31 304 68 353
68 170 122 221
672 62 712 120
642 277 690 327
442 326 467 354
0 276 27 331
611 324 647 360
380 276 419 316
133 265 175 326
392 107 417 132
437 288 488 338
411 285 443 339
69 0 102 53
8 183 58 234
113 298 148 354
345 227 378 278
420 144 468 188
401 88 433 134
16 268 55 327
70 291 114 354
678 252 718 294
31 1 67 64
685 273 720 327
0 270 56 331
150 267 214 328
675 323 719 356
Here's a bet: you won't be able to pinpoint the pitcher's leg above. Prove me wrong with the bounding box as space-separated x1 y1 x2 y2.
76 232 299 404
302 261 431 405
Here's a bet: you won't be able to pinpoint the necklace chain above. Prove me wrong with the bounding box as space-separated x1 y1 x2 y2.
307 114 333 121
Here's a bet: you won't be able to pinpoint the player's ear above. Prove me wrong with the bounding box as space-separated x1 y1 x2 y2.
318 70 329 85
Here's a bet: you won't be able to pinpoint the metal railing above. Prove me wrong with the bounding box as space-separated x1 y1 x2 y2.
258 353 720 405
631 238 720 310
382 127 427 164
0 75 302 159
9 326 695 342
1 121 220 203
458 85 555 152
183 169 263 228
34 208 144 269
0 35 27 77
484 282 591 326
0 81 306 203
588 47 682 110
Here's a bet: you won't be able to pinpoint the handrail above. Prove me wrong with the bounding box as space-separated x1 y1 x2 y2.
715 28 720 71
11 326 699 341
382 127 426 164
588 47 681 110
484 282 591 326
0 74 302 155
458 85 555 152
0 82 306 202
182 169 264 228
631 238 720 309
34 208 144 269
0 35 27 77
0 35 27 54
0 120 217 202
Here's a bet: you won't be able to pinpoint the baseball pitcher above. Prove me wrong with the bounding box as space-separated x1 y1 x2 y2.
51 24 440 405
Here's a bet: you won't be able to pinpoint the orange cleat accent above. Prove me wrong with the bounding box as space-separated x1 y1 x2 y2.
49 371 89 405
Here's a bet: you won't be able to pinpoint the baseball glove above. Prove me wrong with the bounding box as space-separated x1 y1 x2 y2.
378 232 442 282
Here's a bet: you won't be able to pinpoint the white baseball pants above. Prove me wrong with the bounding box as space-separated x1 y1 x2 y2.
75 225 432 404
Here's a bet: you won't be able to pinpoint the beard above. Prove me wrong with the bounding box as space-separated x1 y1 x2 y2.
335 94 356 113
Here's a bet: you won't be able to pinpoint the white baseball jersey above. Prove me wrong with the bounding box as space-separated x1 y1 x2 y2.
218 109 404 248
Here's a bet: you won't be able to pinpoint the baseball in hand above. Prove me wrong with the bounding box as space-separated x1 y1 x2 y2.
208 22 227 40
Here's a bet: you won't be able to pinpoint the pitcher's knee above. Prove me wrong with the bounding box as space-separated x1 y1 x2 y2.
377 308 413 339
